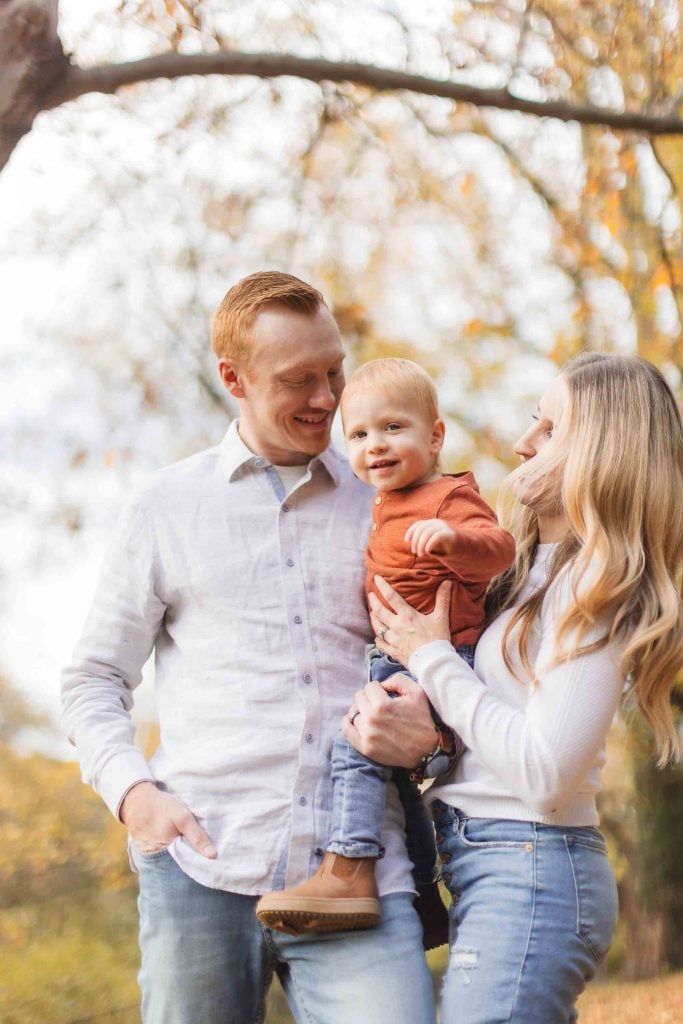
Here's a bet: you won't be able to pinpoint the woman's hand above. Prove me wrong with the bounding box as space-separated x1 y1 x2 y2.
369 576 452 666
342 674 437 768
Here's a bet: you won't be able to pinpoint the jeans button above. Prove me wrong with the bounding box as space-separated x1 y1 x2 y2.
441 853 452 864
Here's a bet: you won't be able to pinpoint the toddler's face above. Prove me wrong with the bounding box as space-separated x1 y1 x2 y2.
342 389 444 490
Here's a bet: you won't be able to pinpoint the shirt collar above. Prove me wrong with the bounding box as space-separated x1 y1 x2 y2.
219 420 343 487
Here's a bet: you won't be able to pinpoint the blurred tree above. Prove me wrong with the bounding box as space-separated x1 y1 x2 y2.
0 673 140 1021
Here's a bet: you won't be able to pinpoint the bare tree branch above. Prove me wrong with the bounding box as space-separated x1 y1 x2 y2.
43 51 683 137
3 3 683 176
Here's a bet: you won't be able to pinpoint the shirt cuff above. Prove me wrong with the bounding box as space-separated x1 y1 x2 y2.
408 640 486 740
408 640 456 678
96 749 156 820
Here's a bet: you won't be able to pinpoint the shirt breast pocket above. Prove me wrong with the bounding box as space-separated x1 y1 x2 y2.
377 522 416 570
315 546 370 637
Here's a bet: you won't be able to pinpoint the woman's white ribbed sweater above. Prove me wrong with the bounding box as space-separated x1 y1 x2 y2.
411 544 627 826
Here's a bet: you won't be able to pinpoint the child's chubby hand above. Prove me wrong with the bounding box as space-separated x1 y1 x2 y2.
405 518 456 557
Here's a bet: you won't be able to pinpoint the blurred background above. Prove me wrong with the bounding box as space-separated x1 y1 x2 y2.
1 1 681 1021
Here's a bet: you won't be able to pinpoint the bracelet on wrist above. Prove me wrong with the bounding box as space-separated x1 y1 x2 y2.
409 725 457 783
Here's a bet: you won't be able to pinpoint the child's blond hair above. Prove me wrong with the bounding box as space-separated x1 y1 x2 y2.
341 358 440 423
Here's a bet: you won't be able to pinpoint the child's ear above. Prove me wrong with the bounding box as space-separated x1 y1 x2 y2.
218 359 246 398
431 418 446 453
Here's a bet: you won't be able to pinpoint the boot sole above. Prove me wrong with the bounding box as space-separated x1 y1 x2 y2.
256 896 381 934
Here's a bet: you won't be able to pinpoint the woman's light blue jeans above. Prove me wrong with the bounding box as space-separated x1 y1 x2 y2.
432 802 618 1024
132 845 435 1024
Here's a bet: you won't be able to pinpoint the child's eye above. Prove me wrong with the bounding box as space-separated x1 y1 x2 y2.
350 430 366 440
385 423 401 432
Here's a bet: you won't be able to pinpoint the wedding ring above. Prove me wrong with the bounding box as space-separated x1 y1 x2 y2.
378 627 388 642
350 711 360 726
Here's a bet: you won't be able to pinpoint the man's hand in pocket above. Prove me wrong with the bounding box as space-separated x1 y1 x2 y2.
120 781 217 859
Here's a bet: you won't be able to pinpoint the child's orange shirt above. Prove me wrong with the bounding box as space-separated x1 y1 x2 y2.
366 473 515 647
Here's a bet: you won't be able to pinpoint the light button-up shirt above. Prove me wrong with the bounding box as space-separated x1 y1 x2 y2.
61 422 413 897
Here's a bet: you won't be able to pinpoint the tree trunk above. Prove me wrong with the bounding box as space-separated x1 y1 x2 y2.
0 0 67 171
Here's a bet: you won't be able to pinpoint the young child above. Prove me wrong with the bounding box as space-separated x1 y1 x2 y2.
256 359 515 945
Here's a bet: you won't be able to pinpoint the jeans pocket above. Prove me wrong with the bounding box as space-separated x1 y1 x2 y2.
459 818 533 849
133 843 172 863
565 837 618 962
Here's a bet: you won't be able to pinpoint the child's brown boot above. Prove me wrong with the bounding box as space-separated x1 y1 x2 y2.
255 852 380 935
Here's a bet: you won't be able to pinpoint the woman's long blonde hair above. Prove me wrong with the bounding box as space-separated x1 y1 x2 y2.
487 353 683 764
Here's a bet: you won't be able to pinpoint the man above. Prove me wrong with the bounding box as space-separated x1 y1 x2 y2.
61 271 437 1024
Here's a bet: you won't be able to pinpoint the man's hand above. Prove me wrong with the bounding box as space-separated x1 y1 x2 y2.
342 675 438 769
120 781 217 859
405 518 456 557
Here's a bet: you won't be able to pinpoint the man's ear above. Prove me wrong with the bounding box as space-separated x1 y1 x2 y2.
218 359 246 398
431 418 446 454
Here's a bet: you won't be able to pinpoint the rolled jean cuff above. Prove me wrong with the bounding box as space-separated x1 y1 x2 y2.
327 841 385 859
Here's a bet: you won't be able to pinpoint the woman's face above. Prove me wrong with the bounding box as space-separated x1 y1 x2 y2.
511 375 570 512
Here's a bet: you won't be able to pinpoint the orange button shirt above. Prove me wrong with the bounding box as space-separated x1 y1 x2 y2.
367 473 516 647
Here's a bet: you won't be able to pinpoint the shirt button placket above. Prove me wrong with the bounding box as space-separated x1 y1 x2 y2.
278 495 319 888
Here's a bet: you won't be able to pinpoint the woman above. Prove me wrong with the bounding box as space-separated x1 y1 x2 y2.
344 353 683 1023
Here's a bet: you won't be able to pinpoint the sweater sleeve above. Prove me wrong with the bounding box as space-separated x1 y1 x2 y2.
60 499 165 818
408 571 626 815
436 485 516 582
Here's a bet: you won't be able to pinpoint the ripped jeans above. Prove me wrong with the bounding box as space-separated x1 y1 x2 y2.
432 801 618 1024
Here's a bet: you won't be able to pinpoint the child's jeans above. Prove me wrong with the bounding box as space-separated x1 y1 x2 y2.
328 645 475 887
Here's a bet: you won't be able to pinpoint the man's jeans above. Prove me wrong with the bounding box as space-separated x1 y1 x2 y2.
133 846 435 1024
328 646 474 886
432 801 619 1024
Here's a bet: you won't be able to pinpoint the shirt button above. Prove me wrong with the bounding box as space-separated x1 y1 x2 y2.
254 458 265 468
286 558 295 567
374 496 382 505
299 796 307 806
294 615 302 624
371 523 378 531
303 674 312 683
282 503 290 512
306 733 313 743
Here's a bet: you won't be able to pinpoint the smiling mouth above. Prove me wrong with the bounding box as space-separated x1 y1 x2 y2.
294 414 329 426
369 460 399 469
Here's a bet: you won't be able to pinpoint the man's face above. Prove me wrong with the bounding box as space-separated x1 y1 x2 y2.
220 305 346 465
